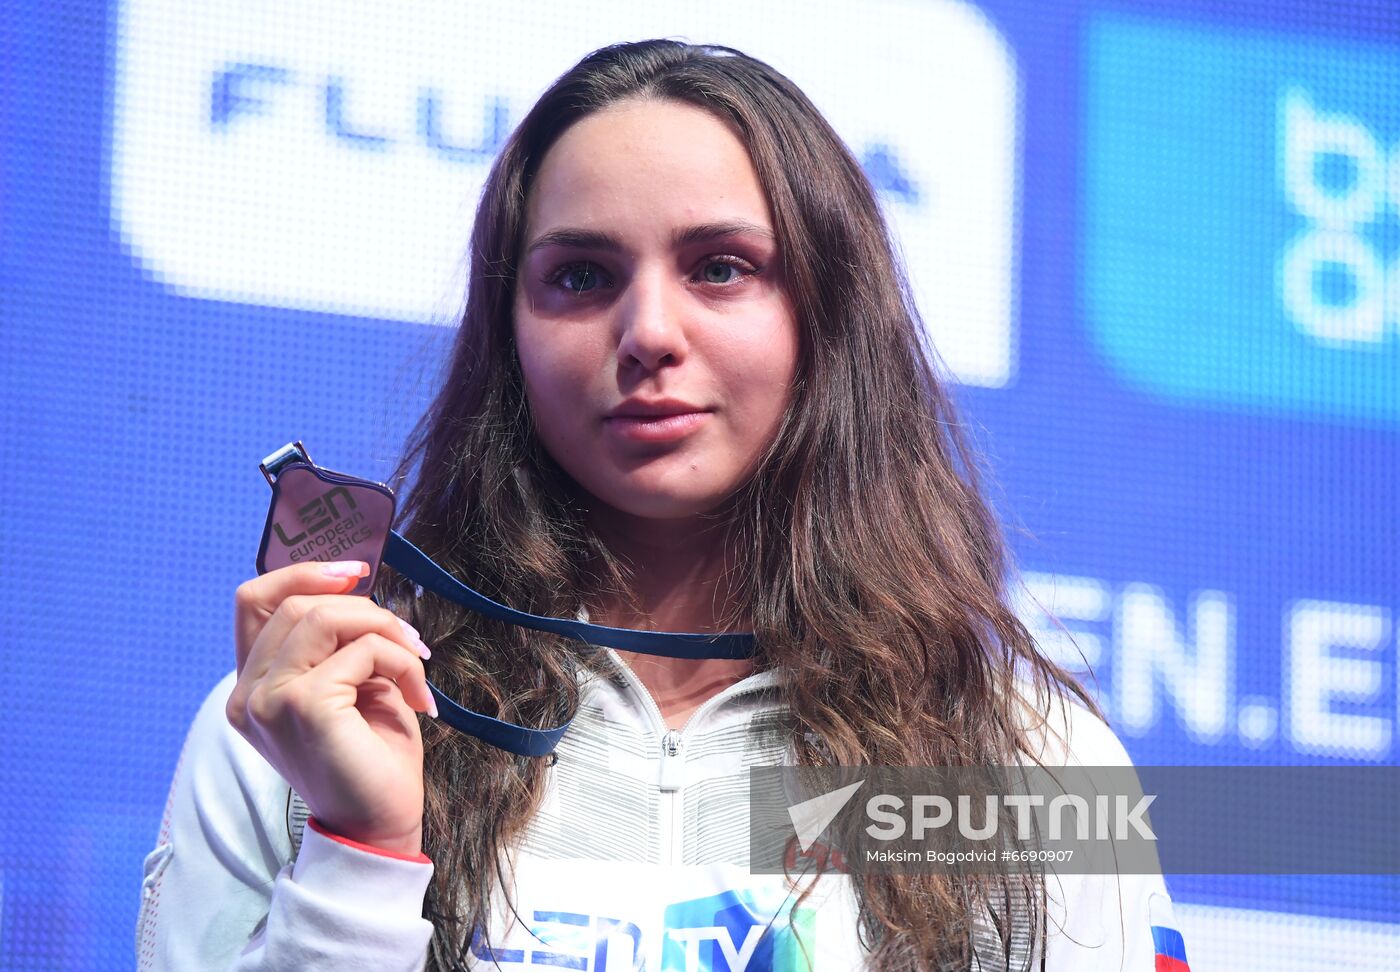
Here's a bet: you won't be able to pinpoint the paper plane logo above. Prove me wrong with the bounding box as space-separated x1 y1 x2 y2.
787 779 865 853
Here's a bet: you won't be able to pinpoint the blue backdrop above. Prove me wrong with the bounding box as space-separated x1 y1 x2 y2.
2 0 1397 968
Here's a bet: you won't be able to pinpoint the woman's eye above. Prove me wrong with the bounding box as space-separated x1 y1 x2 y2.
697 257 754 285
549 262 607 294
545 256 755 294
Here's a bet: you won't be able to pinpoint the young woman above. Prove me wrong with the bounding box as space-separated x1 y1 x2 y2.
139 39 1183 972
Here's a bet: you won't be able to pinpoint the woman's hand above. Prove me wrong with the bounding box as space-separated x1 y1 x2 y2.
227 561 436 857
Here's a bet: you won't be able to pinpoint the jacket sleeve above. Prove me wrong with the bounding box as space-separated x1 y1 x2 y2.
1021 685 1191 972
1042 864 1181 971
136 671 436 971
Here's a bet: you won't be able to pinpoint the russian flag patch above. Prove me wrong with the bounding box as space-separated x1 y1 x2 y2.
1149 893 1190 972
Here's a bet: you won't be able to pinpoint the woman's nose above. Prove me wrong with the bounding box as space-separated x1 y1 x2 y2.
615 269 688 371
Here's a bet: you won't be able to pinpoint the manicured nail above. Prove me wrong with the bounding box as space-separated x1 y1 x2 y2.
322 561 369 578
426 693 439 719
399 619 431 660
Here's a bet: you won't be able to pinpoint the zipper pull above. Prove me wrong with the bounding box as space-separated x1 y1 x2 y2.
659 729 684 791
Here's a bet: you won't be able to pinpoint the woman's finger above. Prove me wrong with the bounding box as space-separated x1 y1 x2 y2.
233 561 371 673
297 632 437 719
242 593 430 688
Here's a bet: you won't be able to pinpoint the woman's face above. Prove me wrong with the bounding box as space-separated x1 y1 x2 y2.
514 98 799 523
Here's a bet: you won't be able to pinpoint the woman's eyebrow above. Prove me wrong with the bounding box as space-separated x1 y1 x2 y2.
672 219 775 247
525 219 775 256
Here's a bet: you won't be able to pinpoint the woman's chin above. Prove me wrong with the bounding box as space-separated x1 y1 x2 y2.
558 456 747 525
584 483 735 526
615 495 728 523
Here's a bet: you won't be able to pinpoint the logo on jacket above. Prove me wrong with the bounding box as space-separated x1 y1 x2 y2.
469 888 817 971
663 890 816 972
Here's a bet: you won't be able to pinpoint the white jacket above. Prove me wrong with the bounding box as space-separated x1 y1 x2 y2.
137 648 1183 971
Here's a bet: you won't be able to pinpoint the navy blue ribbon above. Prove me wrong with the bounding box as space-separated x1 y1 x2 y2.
382 530 756 756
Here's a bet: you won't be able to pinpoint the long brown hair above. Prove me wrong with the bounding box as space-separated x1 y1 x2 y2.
378 38 1092 971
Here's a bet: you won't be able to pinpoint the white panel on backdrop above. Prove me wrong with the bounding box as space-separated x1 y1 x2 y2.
110 0 1019 386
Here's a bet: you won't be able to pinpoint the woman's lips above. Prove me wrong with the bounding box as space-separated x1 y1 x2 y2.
602 411 710 443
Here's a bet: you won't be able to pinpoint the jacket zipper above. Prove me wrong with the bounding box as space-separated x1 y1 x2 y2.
602 648 779 866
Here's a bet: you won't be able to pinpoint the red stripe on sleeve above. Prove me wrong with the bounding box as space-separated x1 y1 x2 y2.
307 817 432 864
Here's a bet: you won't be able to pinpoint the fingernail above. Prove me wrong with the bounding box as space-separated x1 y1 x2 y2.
399 620 431 659
322 561 369 578
426 693 439 719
